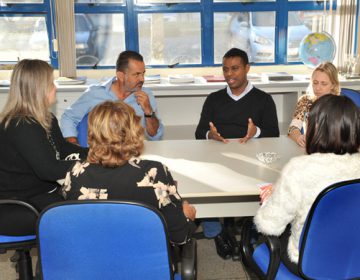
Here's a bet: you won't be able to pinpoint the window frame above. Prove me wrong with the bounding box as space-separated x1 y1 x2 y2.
0 2 57 66
0 0 340 68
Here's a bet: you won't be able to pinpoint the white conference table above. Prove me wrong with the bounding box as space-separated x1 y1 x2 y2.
143 136 305 218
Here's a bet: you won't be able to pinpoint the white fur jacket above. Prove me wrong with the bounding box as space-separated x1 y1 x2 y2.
254 152 360 263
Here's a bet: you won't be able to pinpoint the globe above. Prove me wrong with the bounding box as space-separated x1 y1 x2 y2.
299 32 336 68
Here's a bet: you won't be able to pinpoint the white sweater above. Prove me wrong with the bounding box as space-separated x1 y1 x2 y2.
254 152 360 263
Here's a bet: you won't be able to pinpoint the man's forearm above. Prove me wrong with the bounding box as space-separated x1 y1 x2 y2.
145 117 160 136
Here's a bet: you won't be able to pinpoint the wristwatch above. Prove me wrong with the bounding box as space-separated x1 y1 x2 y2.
144 111 156 118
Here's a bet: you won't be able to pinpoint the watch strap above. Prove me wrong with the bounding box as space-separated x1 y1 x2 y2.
144 111 155 118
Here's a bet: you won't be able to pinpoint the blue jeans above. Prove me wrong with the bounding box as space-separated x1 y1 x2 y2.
202 218 222 238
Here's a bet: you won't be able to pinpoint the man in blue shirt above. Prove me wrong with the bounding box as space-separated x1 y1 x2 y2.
61 51 164 144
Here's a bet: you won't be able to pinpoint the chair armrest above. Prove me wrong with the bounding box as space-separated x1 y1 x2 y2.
0 200 39 236
240 217 281 280
181 238 197 280
240 217 257 266
262 235 281 280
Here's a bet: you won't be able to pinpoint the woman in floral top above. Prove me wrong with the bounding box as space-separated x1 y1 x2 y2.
62 100 196 244
288 62 340 147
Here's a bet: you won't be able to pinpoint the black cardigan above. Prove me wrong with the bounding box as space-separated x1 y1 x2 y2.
0 115 88 198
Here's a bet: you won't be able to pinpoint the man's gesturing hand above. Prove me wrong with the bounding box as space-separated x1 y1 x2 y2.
208 122 229 143
239 118 256 144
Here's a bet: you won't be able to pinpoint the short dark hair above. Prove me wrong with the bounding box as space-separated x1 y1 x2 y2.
116 50 144 72
223 48 249 65
306 94 360 155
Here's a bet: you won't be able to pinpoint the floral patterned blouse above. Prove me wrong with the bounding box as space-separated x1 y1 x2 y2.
288 94 315 135
62 157 194 244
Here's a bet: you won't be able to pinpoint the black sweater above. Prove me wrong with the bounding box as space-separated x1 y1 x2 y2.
0 115 87 198
195 87 280 139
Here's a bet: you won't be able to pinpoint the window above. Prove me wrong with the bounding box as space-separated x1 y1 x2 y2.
138 13 201 65
0 1 52 63
0 0 342 68
214 11 276 63
74 13 125 66
77 0 339 67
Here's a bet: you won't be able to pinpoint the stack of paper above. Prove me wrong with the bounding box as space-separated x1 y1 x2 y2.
145 74 161 84
168 74 194 84
202 75 225 82
0 80 10 87
345 74 360 80
55 76 87 85
247 73 262 82
262 72 293 81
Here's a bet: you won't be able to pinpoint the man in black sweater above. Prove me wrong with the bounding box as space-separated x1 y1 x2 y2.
195 48 279 260
196 48 279 141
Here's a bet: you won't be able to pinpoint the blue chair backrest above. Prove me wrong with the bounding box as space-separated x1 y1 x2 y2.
37 201 175 280
341 88 360 107
76 113 89 147
298 179 360 279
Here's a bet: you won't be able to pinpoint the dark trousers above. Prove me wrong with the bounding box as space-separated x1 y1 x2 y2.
27 189 64 212
0 189 64 236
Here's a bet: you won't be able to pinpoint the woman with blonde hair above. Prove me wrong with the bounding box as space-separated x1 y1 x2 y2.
0 59 87 211
62 100 196 244
288 62 340 147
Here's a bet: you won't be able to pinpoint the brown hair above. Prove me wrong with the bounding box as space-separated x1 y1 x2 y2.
312 62 340 95
116 50 144 72
0 59 54 132
87 101 145 167
306 95 360 155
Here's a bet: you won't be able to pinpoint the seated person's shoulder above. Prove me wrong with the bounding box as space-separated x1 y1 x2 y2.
252 87 270 96
251 87 275 102
293 95 313 112
130 158 167 171
297 94 313 103
207 88 227 99
84 78 114 94
86 83 105 94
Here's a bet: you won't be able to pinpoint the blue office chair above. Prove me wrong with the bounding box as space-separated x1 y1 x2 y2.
37 200 197 280
0 199 39 280
240 178 360 280
341 88 360 107
76 113 89 147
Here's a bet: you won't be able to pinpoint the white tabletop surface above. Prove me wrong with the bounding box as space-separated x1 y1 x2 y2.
142 136 305 199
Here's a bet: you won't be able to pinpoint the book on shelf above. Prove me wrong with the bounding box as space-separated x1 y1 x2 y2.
55 76 87 85
168 74 194 84
247 73 262 82
145 74 161 84
0 80 10 87
344 74 360 80
262 72 293 81
202 75 225 82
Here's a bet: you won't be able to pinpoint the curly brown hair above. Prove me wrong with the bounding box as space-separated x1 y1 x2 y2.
87 101 145 167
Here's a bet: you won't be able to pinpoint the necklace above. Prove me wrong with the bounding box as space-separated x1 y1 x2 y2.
48 133 60 160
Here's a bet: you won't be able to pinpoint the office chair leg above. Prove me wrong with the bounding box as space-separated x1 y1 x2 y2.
15 250 33 280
